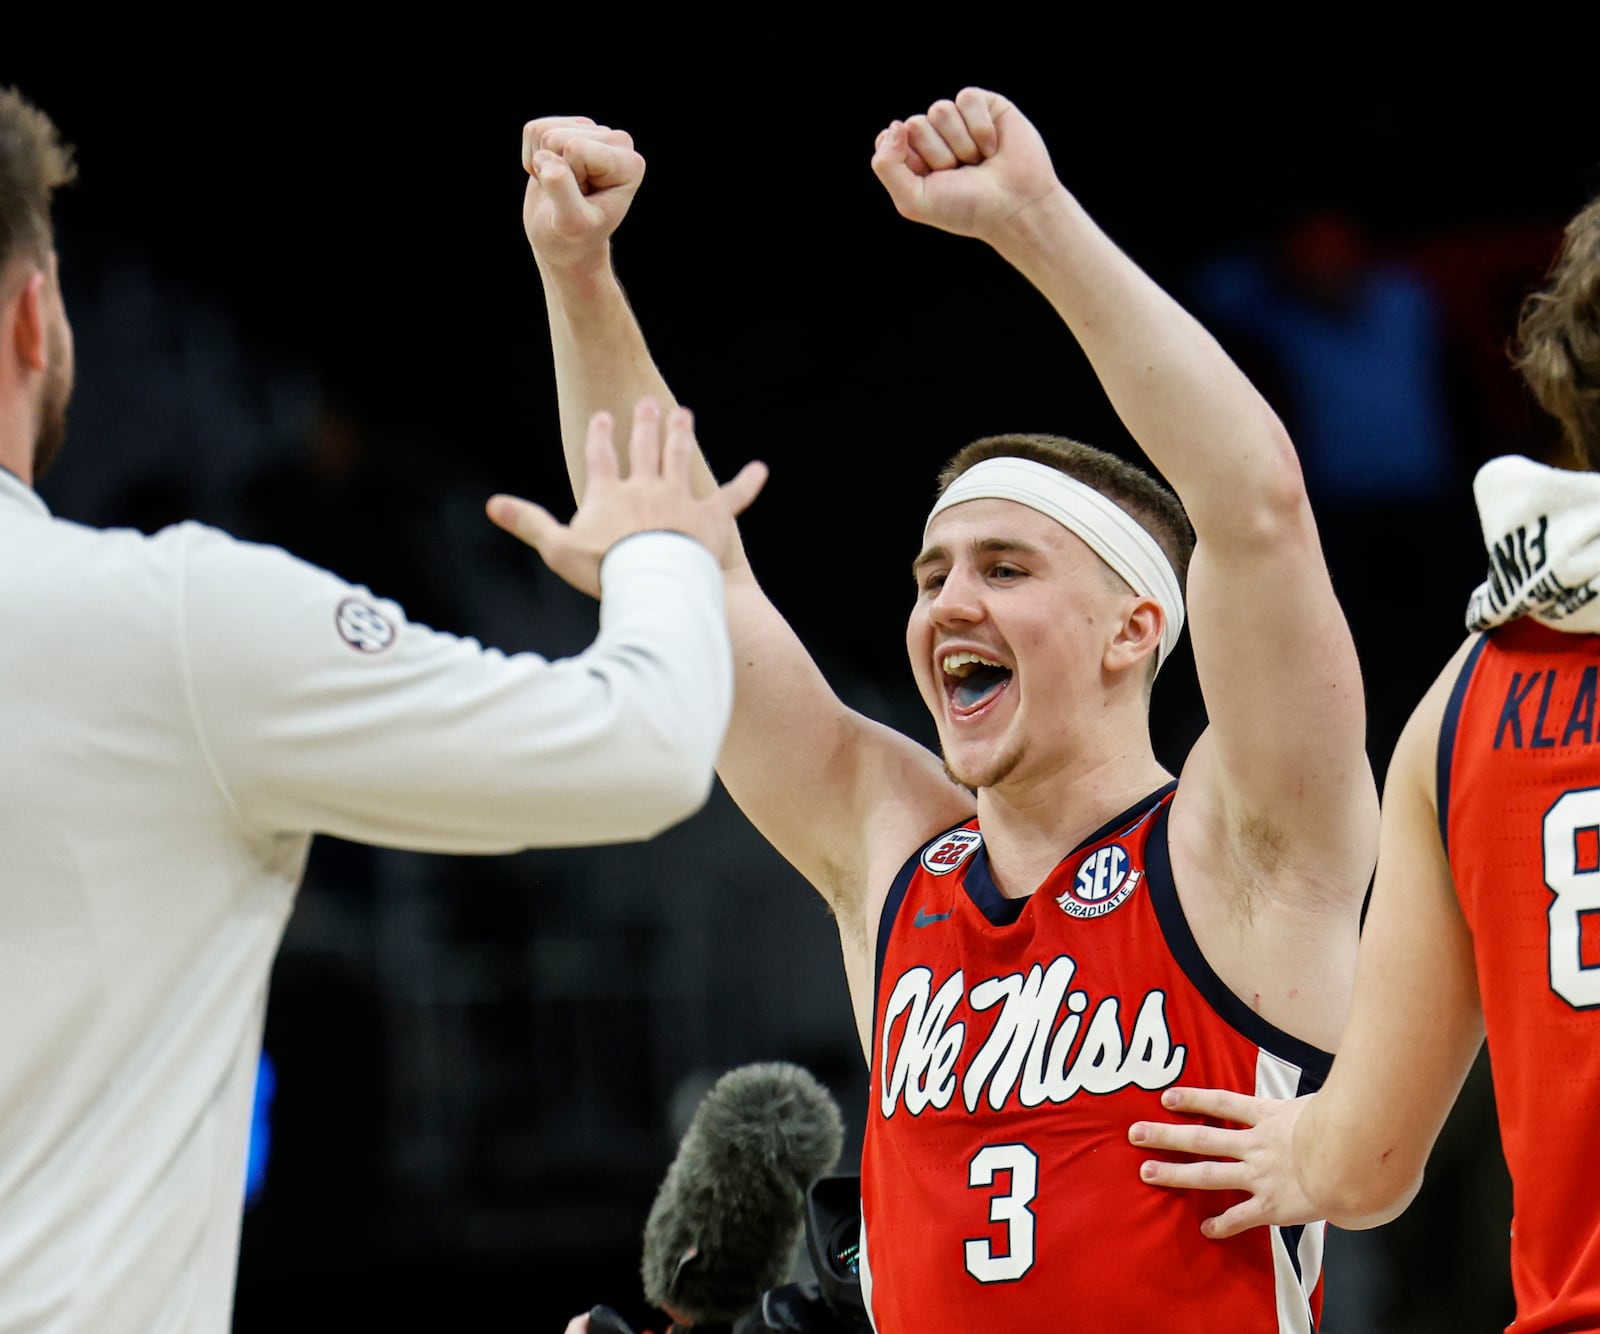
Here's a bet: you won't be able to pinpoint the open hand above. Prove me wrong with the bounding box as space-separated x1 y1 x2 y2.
1128 1086 1320 1239
487 398 767 597
522 116 646 274
869 87 1061 244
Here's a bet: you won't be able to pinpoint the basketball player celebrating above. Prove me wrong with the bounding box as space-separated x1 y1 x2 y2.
515 87 1378 1332
1131 196 1600 1334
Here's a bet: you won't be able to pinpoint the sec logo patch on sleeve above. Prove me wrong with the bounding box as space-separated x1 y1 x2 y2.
335 598 397 654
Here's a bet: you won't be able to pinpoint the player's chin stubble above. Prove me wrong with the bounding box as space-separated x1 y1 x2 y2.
941 739 1022 794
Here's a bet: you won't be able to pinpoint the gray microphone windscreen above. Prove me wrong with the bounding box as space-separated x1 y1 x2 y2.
640 1061 845 1325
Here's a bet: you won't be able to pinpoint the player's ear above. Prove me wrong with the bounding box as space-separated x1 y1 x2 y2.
8 265 49 373
1104 596 1162 679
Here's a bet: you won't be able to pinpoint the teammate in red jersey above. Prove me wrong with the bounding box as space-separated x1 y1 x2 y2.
525 88 1378 1332
1131 193 1600 1334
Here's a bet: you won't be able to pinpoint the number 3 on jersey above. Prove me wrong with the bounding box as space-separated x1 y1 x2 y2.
964 1143 1038 1283
1544 787 1600 1009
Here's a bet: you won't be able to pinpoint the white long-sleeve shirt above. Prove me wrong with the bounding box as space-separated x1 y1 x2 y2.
0 468 732 1332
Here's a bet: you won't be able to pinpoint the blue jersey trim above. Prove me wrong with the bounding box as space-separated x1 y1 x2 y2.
960 781 1180 927
1144 800 1334 1084
1437 633 1489 857
1279 1221 1313 1324
873 824 961 1023
960 850 1029 927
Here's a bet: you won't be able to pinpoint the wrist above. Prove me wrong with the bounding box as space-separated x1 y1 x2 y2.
534 248 619 297
537 258 632 336
986 182 1082 267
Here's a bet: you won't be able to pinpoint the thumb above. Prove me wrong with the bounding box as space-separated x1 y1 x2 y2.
486 493 561 555
531 149 591 219
1202 1201 1266 1242
718 459 769 518
870 121 922 213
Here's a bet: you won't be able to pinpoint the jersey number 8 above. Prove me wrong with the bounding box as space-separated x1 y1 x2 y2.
1544 787 1600 1010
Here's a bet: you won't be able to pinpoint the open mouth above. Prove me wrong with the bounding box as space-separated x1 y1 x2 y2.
942 650 1013 714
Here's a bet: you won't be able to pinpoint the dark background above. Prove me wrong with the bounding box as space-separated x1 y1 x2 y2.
7 25 1599 1334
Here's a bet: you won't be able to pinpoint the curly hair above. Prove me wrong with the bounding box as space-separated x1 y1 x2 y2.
1513 195 1600 469
0 85 76 273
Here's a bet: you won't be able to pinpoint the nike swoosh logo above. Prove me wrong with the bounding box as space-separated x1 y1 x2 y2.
913 907 953 928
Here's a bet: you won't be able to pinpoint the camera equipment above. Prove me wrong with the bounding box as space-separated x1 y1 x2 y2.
588 1173 871 1334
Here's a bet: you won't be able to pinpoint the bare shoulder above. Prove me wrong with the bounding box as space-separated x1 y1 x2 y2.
1387 633 1485 811
819 734 976 1058
832 716 978 913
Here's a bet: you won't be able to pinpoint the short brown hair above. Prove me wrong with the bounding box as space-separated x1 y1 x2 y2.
0 85 76 273
1513 195 1600 470
934 433 1195 592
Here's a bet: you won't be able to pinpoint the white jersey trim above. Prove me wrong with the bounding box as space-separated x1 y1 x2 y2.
1258 1048 1324 1333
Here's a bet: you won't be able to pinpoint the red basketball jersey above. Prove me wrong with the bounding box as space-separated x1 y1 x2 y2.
1441 620 1600 1333
860 784 1332 1333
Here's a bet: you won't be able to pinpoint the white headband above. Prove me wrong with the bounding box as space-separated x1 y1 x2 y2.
925 456 1186 672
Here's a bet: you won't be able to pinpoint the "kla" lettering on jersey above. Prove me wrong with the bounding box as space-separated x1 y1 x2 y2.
878 956 1186 1117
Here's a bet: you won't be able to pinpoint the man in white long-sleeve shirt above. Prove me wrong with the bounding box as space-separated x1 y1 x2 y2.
0 84 766 1333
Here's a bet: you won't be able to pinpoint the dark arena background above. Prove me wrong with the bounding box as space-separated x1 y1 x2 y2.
7 25 1597 1333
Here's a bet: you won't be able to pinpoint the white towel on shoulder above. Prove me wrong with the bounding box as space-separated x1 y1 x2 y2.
1465 454 1600 633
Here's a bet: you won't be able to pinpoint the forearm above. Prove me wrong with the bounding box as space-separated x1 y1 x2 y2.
1289 1007 1480 1232
994 184 1374 843
1290 824 1483 1227
1292 1086 1425 1230
181 522 733 851
538 258 714 500
989 188 1304 532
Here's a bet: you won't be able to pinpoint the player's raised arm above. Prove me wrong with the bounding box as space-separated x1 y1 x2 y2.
1128 638 1486 1233
520 118 694 500
520 115 973 1005
870 89 1377 984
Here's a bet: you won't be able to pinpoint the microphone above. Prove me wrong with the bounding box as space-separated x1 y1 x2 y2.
634 1060 846 1331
